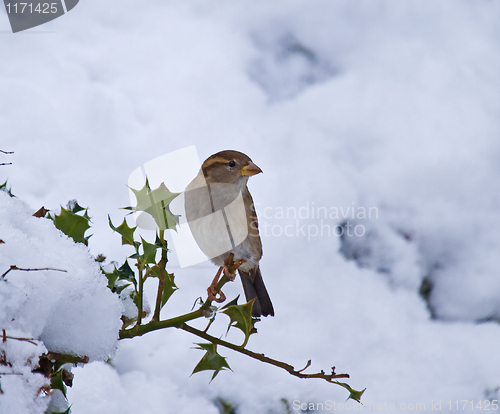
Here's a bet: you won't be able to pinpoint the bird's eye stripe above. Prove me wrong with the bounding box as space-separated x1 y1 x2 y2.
202 157 232 169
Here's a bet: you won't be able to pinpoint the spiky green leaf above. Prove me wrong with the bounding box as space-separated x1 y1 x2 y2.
220 295 240 310
336 382 365 403
0 181 14 197
51 407 71 414
191 342 231 382
102 267 119 290
108 216 137 246
149 266 177 308
222 300 258 347
141 237 158 265
114 283 131 295
347 386 366 403
53 206 90 245
67 200 85 214
155 233 168 251
129 180 180 230
50 369 67 398
215 398 237 414
161 272 177 308
117 260 136 287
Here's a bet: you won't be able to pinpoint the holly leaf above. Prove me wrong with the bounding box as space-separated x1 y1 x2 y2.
141 237 158 265
220 295 241 310
0 181 14 197
53 206 90 245
149 266 177 308
215 398 236 414
161 272 177 308
191 342 231 382
51 408 71 414
67 200 86 214
102 266 119 290
50 369 67 398
108 216 137 246
117 260 136 287
155 233 168 251
342 385 366 403
114 283 132 295
129 179 180 230
222 300 258 347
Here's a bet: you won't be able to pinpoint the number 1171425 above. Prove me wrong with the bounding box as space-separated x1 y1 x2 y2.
5 3 58 14
448 400 499 410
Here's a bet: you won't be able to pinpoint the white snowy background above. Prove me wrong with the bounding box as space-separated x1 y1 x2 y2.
1 1 500 413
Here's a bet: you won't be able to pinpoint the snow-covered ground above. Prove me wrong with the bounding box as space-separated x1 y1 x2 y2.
1 1 500 413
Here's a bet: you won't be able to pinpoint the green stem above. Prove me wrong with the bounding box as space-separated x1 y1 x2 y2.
137 255 144 325
152 230 167 321
119 309 203 339
120 272 232 339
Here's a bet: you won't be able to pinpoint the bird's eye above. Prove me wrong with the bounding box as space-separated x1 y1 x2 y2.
228 160 236 168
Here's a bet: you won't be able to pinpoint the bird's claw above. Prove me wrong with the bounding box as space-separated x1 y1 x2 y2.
223 258 246 280
207 257 246 303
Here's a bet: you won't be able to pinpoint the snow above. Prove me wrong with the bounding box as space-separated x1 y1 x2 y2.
0 192 122 412
1 0 500 413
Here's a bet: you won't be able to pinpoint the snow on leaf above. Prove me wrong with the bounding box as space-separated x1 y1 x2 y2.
53 206 91 245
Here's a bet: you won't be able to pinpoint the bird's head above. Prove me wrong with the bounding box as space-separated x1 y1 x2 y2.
201 150 262 185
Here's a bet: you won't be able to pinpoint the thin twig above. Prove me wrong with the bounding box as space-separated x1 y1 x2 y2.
297 359 312 373
0 150 13 155
2 329 38 345
179 323 350 382
118 259 362 398
152 229 167 322
136 261 144 325
1 265 67 279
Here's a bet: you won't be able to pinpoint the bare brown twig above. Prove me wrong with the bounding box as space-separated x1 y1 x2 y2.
1 265 67 279
0 149 13 166
2 329 38 345
179 323 350 383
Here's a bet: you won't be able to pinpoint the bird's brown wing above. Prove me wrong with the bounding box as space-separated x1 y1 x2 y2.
243 186 262 260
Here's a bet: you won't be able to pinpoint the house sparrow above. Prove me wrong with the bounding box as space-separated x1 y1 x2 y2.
184 150 274 317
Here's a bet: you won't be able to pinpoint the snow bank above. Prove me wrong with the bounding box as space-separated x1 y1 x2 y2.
0 192 122 413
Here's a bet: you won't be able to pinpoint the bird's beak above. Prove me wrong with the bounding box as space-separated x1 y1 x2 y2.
240 162 262 176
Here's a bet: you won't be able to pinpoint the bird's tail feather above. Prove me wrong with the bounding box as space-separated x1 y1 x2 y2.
239 266 274 317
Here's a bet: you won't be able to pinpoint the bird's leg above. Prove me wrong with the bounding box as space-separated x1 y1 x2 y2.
207 266 225 303
207 255 248 303
222 256 246 281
